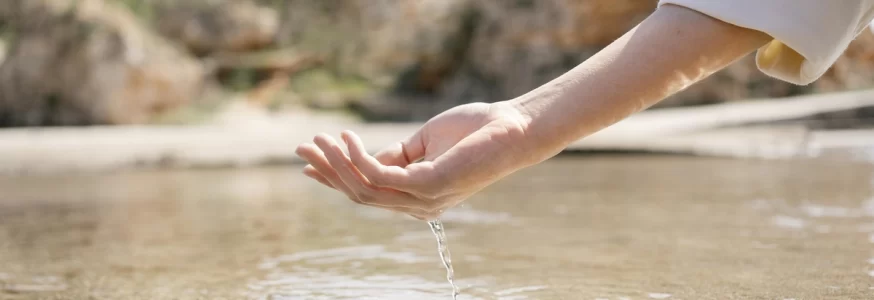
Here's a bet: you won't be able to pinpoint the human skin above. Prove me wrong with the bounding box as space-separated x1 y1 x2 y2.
295 4 773 220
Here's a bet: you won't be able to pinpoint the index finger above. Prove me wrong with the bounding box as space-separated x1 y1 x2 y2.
342 131 416 189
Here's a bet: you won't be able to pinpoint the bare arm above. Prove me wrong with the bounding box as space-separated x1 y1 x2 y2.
508 4 772 165
296 4 772 219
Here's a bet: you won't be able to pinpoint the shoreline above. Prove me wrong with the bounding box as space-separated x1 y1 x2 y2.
1 89 873 175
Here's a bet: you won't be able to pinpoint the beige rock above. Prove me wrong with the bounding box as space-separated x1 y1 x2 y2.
0 0 205 126
154 0 279 55
0 39 6 65
277 0 475 86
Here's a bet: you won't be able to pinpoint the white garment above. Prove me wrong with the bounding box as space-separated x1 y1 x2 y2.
659 0 874 85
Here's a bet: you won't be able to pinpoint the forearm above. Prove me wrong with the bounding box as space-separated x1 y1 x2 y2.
507 4 771 163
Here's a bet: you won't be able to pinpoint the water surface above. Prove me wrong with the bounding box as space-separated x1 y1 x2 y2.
1 155 873 299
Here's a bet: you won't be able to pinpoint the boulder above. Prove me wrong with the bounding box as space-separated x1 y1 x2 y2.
0 39 6 65
0 0 205 126
276 0 476 110
153 0 280 55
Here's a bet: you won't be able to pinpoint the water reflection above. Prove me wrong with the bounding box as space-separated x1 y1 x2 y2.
0 155 873 299
248 245 482 299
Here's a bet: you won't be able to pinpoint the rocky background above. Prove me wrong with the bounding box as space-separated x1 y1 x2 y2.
0 0 872 127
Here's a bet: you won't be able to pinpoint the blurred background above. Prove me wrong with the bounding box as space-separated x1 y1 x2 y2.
0 0 872 127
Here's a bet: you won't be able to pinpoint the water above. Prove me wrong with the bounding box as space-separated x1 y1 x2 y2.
1 154 874 299
428 220 459 300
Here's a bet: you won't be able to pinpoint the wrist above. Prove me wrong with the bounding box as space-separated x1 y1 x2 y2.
490 99 564 166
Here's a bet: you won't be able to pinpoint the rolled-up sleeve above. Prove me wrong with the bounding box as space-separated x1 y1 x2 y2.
659 0 874 85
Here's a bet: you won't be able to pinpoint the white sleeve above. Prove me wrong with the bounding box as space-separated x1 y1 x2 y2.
659 0 874 85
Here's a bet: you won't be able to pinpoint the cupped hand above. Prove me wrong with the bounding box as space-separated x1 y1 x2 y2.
295 101 535 220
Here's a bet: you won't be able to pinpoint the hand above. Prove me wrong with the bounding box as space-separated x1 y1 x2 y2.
295 101 534 220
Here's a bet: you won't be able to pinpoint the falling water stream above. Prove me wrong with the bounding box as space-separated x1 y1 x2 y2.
428 219 460 300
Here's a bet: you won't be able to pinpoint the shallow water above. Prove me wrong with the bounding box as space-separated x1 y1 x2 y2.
1 155 873 299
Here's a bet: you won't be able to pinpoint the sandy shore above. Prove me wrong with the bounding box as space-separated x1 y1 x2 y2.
1 89 873 175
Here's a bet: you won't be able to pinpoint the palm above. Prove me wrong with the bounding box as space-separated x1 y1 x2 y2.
416 103 494 163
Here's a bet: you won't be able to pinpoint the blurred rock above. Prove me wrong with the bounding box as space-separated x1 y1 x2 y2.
0 0 870 126
155 0 279 55
815 30 874 93
276 0 476 110
275 0 874 121
0 39 6 65
806 29 874 123
0 0 205 126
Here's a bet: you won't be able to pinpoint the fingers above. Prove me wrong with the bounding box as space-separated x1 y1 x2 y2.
341 130 445 200
314 133 433 211
301 129 421 185
299 131 448 218
295 143 355 199
342 130 410 189
313 133 374 191
302 165 333 188
372 128 426 166
302 156 435 217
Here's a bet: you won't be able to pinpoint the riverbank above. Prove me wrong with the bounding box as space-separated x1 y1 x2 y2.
1 89 873 175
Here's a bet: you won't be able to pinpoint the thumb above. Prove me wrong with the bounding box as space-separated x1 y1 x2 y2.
371 127 426 167
342 129 430 190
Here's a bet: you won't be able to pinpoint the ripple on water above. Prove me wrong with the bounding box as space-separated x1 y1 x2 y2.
261 245 431 267
394 231 466 243
647 293 672 299
439 208 514 225
251 247 451 299
248 244 548 300
492 285 547 296
249 247 457 299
